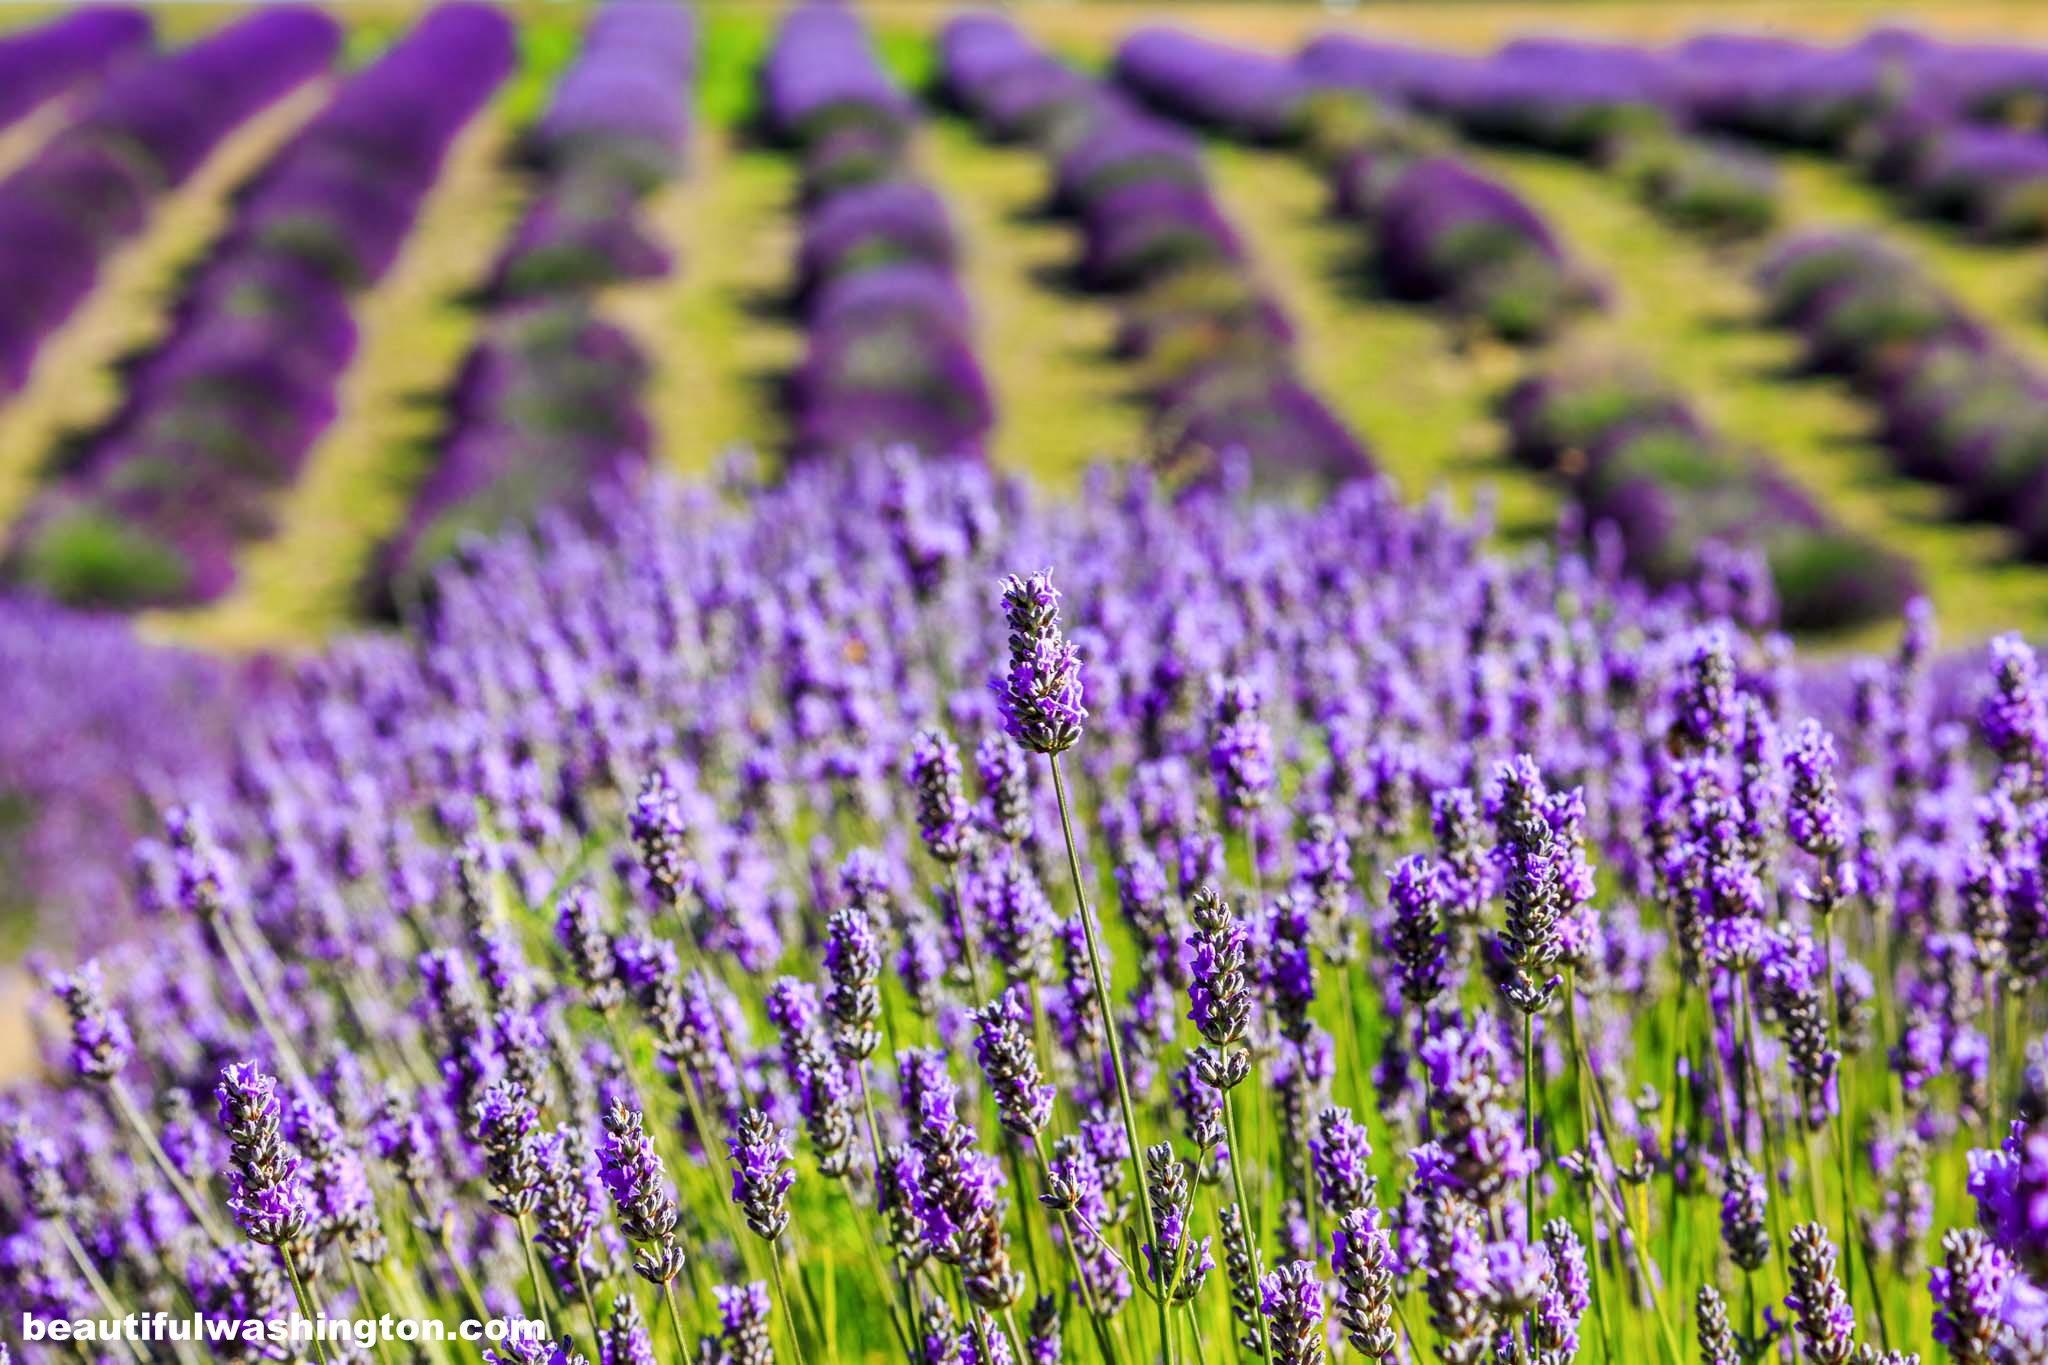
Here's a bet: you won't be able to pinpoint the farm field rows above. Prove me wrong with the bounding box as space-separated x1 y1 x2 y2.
14 9 2048 1365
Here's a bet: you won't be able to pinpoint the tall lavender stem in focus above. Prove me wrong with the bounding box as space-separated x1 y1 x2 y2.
991 567 1172 1365
729 1108 806 1365
217 1061 325 1364
1491 755 1575 1235
1188 884 1273 1365
1787 716 1861 1288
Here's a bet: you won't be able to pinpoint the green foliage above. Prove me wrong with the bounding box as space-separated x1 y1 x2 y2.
18 509 191 608
697 9 776 130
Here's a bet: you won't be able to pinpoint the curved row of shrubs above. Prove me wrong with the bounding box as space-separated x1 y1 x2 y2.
0 7 152 136
0 8 337 397
4 4 513 610
764 4 991 462
1760 231 2048 559
1295 32 1778 241
1114 27 1597 345
944 15 1368 483
1502 363 1918 630
372 0 694 610
1670 32 2048 242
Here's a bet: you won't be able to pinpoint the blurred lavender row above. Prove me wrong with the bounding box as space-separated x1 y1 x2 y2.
374 0 694 609
4 3 514 611
943 14 1368 484
0 597 236 947
768 4 992 462
0 6 151 135
1117 27 1598 344
1759 232 2048 560
0 8 337 398
1292 33 1778 241
1502 364 1919 631
1377 28 2048 244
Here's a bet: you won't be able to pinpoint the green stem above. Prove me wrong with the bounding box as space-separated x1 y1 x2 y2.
1032 1132 1125 1365
55 1222 146 1365
515 1212 550 1337
346 1259 400 1365
1563 973 1617 1365
664 1279 700 1365
1223 1088 1276 1365
1048 753 1174 1365
1524 1008 1539 1236
107 1078 229 1246
770 1246 809 1365
280 1245 331 1365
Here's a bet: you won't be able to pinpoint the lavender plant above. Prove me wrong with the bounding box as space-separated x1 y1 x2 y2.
7 450 2047 1365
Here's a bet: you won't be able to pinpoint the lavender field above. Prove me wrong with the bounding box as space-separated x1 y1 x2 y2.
14 4 2048 1365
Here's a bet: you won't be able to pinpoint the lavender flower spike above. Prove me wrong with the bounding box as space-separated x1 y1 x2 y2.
48 960 132 1082
216 1060 312 1247
991 569 1086 755
910 728 974 864
1785 1222 1856 1365
969 985 1056 1137
1258 1260 1328 1365
728 1108 795 1242
598 1099 685 1285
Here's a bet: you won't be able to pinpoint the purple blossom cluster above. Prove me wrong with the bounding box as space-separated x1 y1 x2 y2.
1757 232 2048 563
5 3 511 609
770 5 991 461
0 595 237 944
373 0 694 605
1502 365 1918 630
0 8 335 398
945 15 1369 484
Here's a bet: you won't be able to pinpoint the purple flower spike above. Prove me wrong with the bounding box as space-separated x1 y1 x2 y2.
727 1107 795 1243
991 570 1086 756
1784 1222 1856 1365
910 728 975 865
48 960 132 1082
216 1060 312 1247
598 1099 685 1286
1257 1260 1327 1365
969 985 1056 1137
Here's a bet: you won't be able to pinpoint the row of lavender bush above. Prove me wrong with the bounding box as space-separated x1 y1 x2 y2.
1759 232 2048 560
1114 28 1598 344
0 7 151 136
2 3 514 611
943 15 1369 483
371 0 694 610
1655 32 2048 243
1502 364 1919 631
0 8 337 398
1295 33 1778 242
764 4 992 462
